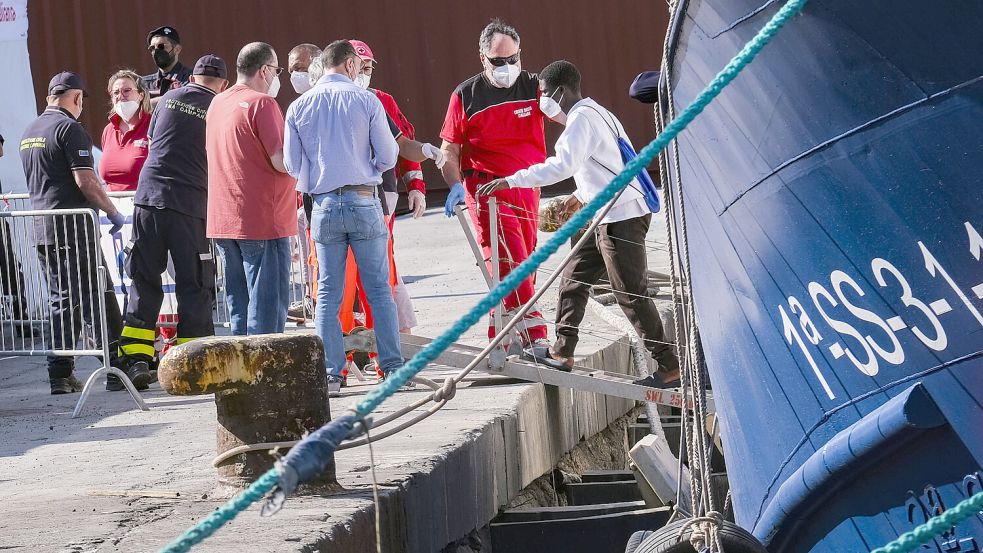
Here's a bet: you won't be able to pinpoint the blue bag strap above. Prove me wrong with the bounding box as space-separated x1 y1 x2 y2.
578 104 661 213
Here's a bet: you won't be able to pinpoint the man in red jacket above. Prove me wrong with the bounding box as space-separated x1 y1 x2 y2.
349 40 428 219
439 20 549 347
348 39 441 334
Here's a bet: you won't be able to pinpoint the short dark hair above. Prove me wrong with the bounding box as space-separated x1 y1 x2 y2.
321 40 357 69
479 19 520 54
540 60 581 93
236 42 275 77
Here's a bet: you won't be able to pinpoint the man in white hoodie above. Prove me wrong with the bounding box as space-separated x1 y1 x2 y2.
479 60 680 387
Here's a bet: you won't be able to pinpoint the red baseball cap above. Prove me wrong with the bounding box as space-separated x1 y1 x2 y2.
349 39 377 64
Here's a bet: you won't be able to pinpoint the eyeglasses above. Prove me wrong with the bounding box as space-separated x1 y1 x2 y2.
148 43 172 52
112 87 136 97
486 51 520 67
265 64 285 76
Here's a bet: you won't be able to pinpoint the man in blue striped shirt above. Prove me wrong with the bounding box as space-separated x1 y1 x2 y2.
284 40 401 393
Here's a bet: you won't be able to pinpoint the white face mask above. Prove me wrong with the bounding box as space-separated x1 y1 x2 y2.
114 100 140 121
266 69 281 98
539 90 564 120
490 63 521 88
346 60 362 83
355 73 371 90
290 71 311 94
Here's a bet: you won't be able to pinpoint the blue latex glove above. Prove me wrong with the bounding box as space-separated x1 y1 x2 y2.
107 211 125 235
444 182 465 218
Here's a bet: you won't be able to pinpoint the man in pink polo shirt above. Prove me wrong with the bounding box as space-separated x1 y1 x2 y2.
206 42 296 335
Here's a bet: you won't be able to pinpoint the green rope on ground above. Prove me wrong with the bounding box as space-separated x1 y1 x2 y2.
158 467 281 553
157 0 809 550
870 492 983 553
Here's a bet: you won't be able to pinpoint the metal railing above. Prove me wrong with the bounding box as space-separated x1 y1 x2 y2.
0 207 147 417
2 192 312 333
0 192 311 417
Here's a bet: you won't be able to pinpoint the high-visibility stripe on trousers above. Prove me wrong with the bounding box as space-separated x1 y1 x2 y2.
119 324 156 359
119 206 215 361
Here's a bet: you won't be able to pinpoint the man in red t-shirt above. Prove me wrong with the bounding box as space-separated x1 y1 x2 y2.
440 19 548 346
206 42 296 335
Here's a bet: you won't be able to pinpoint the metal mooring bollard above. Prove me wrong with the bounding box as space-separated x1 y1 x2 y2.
158 334 333 489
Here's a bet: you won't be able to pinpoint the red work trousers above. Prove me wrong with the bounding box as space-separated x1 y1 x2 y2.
463 173 547 343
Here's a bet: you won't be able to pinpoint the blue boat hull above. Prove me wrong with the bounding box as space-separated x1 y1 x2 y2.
664 1 983 550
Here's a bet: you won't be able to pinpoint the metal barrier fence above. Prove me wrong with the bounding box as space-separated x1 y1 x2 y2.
0 192 310 416
0 207 147 417
2 192 312 333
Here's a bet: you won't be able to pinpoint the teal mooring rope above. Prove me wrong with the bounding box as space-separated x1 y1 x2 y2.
160 469 281 553
158 0 809 550
871 492 983 553
357 0 808 417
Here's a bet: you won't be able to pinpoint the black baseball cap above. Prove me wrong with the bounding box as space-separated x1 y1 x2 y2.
48 71 89 97
147 25 180 45
629 71 662 104
193 54 228 79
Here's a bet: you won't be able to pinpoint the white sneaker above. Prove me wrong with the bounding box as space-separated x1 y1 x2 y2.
287 298 313 323
327 375 343 395
527 338 553 358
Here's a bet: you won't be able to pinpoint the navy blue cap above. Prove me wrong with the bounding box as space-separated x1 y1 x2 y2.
193 54 227 79
147 25 180 45
48 71 89 97
629 71 661 104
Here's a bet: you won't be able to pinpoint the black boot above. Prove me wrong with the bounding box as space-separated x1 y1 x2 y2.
107 357 153 392
50 374 84 395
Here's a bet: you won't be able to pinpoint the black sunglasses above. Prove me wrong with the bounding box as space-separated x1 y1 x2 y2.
148 43 173 52
486 51 520 67
265 64 285 76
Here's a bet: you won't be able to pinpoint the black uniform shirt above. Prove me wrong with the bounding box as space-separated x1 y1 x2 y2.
141 61 193 99
19 107 96 244
136 83 216 219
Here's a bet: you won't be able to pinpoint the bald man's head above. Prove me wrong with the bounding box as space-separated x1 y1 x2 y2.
289 43 321 74
236 41 276 78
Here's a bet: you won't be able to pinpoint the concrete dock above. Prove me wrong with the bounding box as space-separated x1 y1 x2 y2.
0 206 670 552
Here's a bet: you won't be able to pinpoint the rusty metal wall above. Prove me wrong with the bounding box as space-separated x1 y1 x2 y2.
27 0 668 192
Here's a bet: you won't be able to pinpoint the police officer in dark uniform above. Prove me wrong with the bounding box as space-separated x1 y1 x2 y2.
19 72 139 395
117 55 228 375
142 26 193 106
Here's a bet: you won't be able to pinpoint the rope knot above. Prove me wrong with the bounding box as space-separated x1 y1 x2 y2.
677 511 724 553
433 377 457 402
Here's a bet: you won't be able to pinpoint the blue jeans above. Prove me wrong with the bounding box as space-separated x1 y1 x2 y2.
215 238 290 336
311 189 403 377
